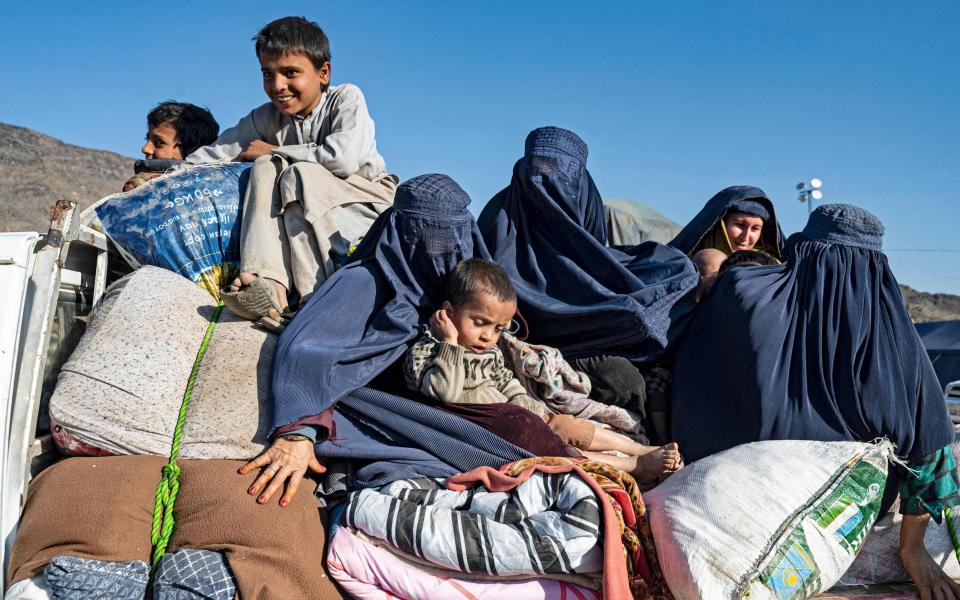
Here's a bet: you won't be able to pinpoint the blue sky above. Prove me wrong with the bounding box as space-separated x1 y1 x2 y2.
2 1 958 293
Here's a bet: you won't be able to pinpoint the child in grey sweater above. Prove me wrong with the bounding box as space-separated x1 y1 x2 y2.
404 258 681 485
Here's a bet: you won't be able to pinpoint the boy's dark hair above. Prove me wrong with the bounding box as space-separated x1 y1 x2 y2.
718 250 778 275
446 259 517 308
147 102 219 157
255 16 331 70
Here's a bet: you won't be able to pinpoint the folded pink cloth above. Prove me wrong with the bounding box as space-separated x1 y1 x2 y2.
327 527 600 600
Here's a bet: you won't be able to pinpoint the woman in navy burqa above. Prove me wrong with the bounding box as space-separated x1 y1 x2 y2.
478 127 698 443
478 126 697 362
672 204 959 598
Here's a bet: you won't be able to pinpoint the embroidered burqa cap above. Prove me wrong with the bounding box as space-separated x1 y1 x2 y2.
800 203 884 250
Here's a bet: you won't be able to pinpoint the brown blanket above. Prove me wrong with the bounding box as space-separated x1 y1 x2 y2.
7 456 344 599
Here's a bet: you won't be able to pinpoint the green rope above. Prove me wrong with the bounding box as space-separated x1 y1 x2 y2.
947 506 960 566
150 303 224 565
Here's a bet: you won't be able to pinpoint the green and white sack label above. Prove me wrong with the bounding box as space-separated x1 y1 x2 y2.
744 457 886 600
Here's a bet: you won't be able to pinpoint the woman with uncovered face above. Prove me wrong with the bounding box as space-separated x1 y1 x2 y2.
669 185 784 260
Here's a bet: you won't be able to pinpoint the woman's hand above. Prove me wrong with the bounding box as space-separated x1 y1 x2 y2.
900 513 960 600
430 309 459 345
239 437 326 507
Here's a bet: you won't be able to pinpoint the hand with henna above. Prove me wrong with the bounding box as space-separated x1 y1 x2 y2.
239 437 326 507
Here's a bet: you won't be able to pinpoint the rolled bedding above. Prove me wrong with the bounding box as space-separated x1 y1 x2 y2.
49 266 274 460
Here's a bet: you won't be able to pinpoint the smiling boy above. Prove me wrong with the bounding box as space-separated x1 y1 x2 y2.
186 16 396 327
186 16 386 176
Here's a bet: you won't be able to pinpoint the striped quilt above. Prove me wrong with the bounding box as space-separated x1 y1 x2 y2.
344 472 604 577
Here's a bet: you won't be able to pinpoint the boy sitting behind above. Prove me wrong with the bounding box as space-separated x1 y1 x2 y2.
122 101 219 192
405 258 681 485
187 16 396 327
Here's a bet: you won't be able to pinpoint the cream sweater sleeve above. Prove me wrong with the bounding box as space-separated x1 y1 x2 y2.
404 336 467 404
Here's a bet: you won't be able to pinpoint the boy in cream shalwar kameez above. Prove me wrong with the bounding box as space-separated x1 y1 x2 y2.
187 17 396 320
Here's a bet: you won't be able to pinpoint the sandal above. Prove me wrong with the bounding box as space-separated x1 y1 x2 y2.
221 277 289 332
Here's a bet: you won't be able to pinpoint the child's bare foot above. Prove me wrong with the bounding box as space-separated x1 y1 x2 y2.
629 442 681 483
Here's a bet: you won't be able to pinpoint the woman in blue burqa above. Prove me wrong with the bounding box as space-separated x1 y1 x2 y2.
477 127 698 440
671 204 960 598
478 126 698 361
240 174 569 506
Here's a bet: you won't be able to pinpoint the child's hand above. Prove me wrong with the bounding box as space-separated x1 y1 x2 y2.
430 309 460 345
238 140 279 162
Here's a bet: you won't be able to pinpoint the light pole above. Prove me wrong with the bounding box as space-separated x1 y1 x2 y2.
796 178 823 216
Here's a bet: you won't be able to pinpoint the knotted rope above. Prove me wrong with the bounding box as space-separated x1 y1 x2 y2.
151 303 224 565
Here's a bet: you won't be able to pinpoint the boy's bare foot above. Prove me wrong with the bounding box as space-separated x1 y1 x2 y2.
226 272 256 293
630 442 681 483
226 272 288 311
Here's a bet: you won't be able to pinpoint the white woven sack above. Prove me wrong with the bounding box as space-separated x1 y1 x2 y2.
645 440 894 600
49 266 274 459
836 440 960 586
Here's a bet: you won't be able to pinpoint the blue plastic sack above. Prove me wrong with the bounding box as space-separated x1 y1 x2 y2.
90 163 251 298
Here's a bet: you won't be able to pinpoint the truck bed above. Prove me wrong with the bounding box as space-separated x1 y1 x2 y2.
0 204 945 598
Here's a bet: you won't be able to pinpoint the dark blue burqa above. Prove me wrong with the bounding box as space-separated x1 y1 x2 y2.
271 174 487 431
668 185 784 259
671 204 954 463
477 127 698 361
318 387 532 493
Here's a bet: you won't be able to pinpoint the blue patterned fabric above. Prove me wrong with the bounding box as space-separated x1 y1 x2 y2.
270 174 488 433
44 551 236 600
477 127 699 361
153 549 236 600
671 204 955 463
44 556 149 600
801 202 884 250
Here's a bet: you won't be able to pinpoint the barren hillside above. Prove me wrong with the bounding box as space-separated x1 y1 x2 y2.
1 122 957 324
0 122 132 232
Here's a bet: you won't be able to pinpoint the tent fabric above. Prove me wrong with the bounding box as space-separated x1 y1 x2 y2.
603 199 682 247
917 321 960 353
269 174 488 433
671 203 955 463
929 355 960 390
668 185 784 259
477 127 698 362
916 320 960 387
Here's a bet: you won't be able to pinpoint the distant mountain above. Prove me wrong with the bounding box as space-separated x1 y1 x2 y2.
900 285 960 323
0 122 132 232
1 122 958 324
